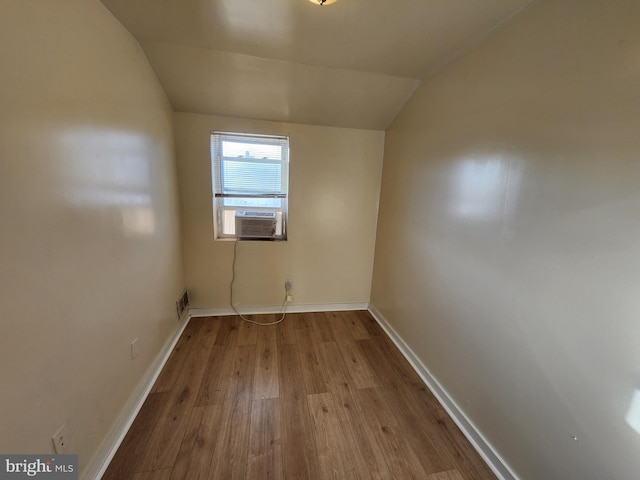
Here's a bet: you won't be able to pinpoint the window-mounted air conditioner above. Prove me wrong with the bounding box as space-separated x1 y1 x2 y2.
235 211 277 240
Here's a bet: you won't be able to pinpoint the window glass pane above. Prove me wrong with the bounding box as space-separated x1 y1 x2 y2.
222 141 282 160
220 209 236 235
275 211 284 236
222 197 282 208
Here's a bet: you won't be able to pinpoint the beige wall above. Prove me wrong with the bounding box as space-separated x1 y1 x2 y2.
174 113 384 310
0 0 184 476
371 0 640 478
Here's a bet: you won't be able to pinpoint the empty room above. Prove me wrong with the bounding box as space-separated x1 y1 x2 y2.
1 0 639 479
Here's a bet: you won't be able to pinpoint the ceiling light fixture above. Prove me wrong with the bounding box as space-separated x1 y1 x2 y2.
309 0 338 5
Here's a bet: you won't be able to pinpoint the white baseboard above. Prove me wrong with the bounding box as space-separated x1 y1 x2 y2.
188 302 369 317
367 305 519 480
82 314 191 480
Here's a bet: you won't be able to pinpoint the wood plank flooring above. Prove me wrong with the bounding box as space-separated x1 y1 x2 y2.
103 311 497 480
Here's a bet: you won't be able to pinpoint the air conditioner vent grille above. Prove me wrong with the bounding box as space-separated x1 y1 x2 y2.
235 211 277 239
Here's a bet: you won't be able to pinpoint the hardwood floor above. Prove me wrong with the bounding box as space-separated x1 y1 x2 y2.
103 311 497 480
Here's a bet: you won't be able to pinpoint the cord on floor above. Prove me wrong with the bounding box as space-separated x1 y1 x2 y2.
230 240 287 326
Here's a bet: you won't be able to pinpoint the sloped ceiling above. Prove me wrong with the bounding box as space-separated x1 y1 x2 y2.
101 0 533 130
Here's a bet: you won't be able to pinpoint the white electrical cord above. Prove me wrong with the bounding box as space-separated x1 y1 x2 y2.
230 240 287 325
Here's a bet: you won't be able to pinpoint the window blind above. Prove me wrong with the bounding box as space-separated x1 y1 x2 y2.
211 132 289 198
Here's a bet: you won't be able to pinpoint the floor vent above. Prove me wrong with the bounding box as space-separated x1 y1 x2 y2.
176 289 189 319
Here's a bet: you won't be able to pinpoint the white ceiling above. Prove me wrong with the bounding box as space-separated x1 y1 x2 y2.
101 0 533 129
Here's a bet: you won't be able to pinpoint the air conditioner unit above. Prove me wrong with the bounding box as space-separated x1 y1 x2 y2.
235 211 277 240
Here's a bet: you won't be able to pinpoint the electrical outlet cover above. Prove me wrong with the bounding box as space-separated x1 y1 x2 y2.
52 423 69 454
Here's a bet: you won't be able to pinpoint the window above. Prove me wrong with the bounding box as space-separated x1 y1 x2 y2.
211 131 289 240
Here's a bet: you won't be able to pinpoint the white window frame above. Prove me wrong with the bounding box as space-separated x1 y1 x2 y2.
211 131 289 241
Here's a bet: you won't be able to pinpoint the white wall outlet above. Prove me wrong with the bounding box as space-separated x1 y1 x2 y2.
52 423 69 454
287 294 293 302
130 338 139 359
